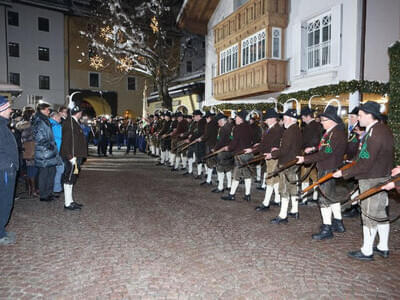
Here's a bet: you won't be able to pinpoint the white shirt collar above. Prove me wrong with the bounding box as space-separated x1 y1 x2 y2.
325 124 337 133
366 120 379 133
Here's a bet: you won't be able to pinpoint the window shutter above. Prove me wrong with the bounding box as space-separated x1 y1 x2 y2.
293 21 307 76
331 4 342 67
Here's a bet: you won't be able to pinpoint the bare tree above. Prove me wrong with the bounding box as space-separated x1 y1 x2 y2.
83 0 184 110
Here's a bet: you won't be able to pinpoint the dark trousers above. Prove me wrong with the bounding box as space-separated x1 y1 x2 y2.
97 136 107 156
0 168 16 238
126 137 137 154
38 166 56 199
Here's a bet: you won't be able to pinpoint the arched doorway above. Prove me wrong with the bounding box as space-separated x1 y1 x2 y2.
176 105 189 114
82 96 112 117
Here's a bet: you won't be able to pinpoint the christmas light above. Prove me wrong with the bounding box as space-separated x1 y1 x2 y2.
89 55 104 70
100 26 112 42
117 57 133 72
150 16 159 33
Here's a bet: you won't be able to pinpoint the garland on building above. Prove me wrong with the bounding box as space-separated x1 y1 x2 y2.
204 80 389 112
277 80 389 102
388 41 400 164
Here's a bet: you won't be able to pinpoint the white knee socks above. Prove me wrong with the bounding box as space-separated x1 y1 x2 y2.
256 165 261 181
230 179 239 195
197 163 203 176
244 178 251 195
361 226 377 256
377 223 390 251
217 172 224 190
261 172 267 189
331 203 342 220
188 158 194 174
174 156 181 169
273 183 280 203
64 184 73 207
278 197 289 219
321 207 332 225
160 151 165 163
182 156 187 169
226 171 232 188
290 196 298 213
263 185 274 206
206 168 213 183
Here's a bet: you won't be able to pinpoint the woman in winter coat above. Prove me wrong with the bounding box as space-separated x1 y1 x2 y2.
32 103 59 201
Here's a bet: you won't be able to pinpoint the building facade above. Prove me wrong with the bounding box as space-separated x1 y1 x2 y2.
0 0 67 107
179 0 400 118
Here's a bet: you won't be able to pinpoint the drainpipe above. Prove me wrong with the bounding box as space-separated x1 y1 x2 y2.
359 0 367 102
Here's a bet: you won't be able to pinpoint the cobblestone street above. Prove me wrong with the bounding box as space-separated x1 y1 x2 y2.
1 149 400 299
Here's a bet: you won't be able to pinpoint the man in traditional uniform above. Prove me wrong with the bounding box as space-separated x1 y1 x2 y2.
211 113 234 193
221 110 254 201
157 112 172 166
249 109 284 211
171 112 188 171
270 109 303 224
60 105 88 210
181 115 194 175
297 106 347 239
200 111 218 186
186 110 206 179
300 107 323 205
249 115 263 184
333 102 393 260
168 113 178 167
149 114 159 156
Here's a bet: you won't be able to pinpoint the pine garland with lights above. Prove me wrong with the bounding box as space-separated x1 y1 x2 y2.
388 41 400 164
278 80 389 102
204 80 389 112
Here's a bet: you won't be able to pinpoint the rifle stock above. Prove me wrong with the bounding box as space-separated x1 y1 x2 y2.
302 161 356 194
266 158 298 179
180 139 200 151
239 154 265 168
354 175 400 202
201 148 226 161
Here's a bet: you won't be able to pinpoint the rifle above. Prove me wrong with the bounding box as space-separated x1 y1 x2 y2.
351 174 400 203
239 154 265 168
266 158 298 179
201 147 226 161
180 138 201 151
234 145 259 157
302 161 357 194
172 142 188 152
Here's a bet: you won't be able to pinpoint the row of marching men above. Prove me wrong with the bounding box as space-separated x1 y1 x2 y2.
145 100 399 261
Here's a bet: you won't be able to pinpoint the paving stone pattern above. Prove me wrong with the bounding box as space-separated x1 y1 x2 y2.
1 149 399 299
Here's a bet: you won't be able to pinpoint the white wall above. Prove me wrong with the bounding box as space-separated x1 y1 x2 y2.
0 6 7 83
285 0 361 93
364 0 400 82
6 3 65 108
205 0 234 105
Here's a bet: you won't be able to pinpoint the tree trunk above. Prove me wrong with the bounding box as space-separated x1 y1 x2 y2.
157 77 172 111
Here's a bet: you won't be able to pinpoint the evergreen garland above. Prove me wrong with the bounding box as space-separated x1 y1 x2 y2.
204 80 389 112
388 41 400 165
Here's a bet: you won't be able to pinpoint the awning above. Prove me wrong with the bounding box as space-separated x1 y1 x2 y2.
83 96 111 116
0 82 23 95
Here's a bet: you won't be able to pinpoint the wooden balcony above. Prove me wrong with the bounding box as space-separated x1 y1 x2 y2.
214 0 288 52
212 59 287 100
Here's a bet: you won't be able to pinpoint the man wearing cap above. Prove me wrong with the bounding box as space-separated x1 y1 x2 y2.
0 96 19 245
221 110 254 201
270 109 303 224
171 112 188 171
211 113 234 193
157 112 172 166
297 106 347 239
249 115 263 184
186 110 206 179
333 101 393 261
348 107 359 136
199 111 218 186
32 102 59 202
248 108 284 211
300 107 323 205
167 113 179 167
150 114 160 156
180 115 194 174
60 105 88 210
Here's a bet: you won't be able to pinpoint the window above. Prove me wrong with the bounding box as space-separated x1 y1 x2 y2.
89 72 99 88
128 77 136 90
307 14 331 70
234 0 249 10
8 11 19 26
39 75 50 89
38 47 49 61
38 17 49 32
9 73 20 86
220 44 238 75
272 27 282 59
241 29 265 67
186 61 192 73
8 42 19 57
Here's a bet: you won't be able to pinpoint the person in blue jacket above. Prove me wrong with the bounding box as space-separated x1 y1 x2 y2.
0 96 19 245
50 111 64 197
